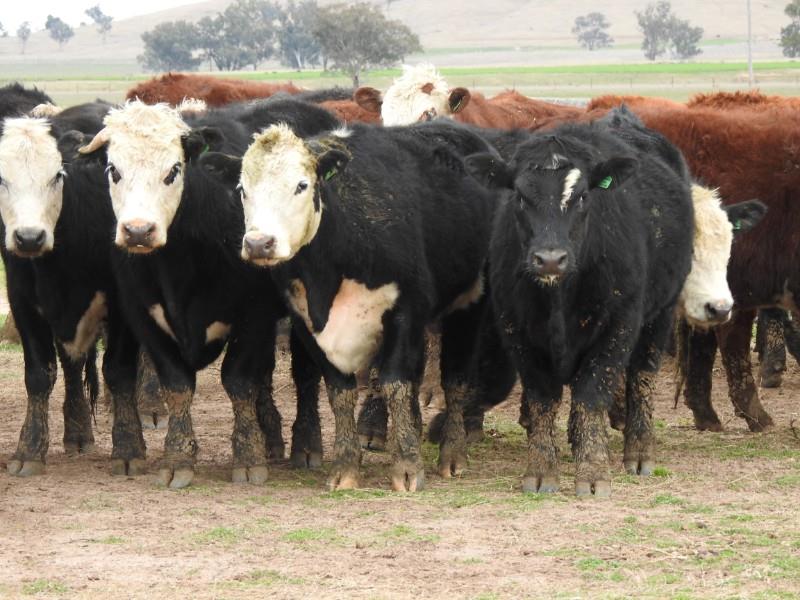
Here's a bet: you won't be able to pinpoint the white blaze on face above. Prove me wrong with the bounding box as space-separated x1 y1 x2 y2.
87 101 189 251
240 124 322 266
679 184 735 327
0 118 64 255
560 168 581 213
381 63 453 126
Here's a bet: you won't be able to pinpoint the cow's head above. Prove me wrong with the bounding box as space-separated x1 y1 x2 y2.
0 118 73 257
377 64 470 126
199 124 349 267
679 185 766 328
466 137 636 287
78 100 220 253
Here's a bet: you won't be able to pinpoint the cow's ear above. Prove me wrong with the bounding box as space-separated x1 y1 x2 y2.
182 126 225 163
198 152 242 186
57 130 88 160
589 156 637 190
353 87 383 114
724 199 767 235
464 152 514 190
315 149 350 182
448 87 471 114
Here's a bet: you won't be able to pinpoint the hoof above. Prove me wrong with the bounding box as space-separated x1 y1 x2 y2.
759 373 783 389
522 474 559 494
437 448 467 479
358 433 386 452
157 466 194 489
624 460 655 476
575 479 611 498
745 411 775 433
327 465 360 491
695 419 724 432
391 461 425 492
232 465 268 485
7 459 45 477
111 458 147 476
267 445 285 461
64 441 96 456
290 450 322 469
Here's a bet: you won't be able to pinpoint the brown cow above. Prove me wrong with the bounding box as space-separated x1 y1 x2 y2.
687 89 800 110
587 94 686 112
126 72 303 107
319 98 381 124
354 63 582 128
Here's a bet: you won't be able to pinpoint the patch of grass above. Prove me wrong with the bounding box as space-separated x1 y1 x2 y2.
473 594 501 600
681 504 714 515
221 569 305 589
725 514 754 523
322 489 390 501
652 466 671 477
774 474 800 487
575 557 624 581
505 491 564 511
646 572 683 585
77 495 120 511
93 535 125 544
379 524 440 544
769 555 800 579
651 494 685 507
22 580 68 595
192 526 243 546
282 527 341 544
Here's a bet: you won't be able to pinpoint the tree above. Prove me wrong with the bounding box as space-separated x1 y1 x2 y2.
312 3 421 87
636 1 703 61
17 22 31 54
45 15 75 49
572 12 613 51
277 0 322 70
780 0 800 57
138 21 202 72
85 5 113 43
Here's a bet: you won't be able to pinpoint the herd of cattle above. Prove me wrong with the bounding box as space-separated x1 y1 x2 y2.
0 64 795 498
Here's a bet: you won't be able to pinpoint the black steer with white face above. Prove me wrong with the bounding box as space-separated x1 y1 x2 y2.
467 122 694 497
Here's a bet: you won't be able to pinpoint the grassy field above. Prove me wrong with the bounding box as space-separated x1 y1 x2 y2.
4 61 800 107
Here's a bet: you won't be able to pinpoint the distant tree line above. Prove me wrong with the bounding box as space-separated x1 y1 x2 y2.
138 0 421 86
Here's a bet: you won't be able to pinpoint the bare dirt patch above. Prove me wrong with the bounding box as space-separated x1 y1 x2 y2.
1 345 799 599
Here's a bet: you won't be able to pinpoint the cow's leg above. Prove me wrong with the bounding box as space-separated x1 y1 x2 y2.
717 310 774 432
681 325 723 431
783 311 800 364
221 320 278 485
103 314 147 477
520 370 562 494
381 312 426 492
756 308 786 389
356 367 387 451
623 310 672 476
56 342 95 456
289 323 323 469
136 350 167 430
7 300 57 477
256 379 285 461
437 300 489 480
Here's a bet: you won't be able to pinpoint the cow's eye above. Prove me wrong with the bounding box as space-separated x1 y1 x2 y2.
295 181 308 195
52 169 66 186
163 162 181 185
0 175 4 187
105 163 121 184
236 183 246 199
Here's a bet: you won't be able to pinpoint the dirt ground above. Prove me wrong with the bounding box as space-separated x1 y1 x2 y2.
1 344 799 600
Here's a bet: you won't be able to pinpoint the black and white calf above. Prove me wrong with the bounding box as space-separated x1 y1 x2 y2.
77 98 340 488
200 120 500 491
466 120 695 496
0 101 148 476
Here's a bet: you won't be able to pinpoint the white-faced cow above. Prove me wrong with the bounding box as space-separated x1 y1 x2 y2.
77 98 340 488
0 101 151 477
199 119 503 491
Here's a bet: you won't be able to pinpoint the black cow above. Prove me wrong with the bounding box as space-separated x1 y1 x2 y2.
77 98 340 488
465 119 694 496
198 119 502 491
0 83 53 119
0 101 149 476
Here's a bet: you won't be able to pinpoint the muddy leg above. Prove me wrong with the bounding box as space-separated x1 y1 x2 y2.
356 368 388 451
256 381 285 461
624 370 656 476
289 325 323 469
681 324 723 431
522 381 562 493
608 383 626 432
757 309 786 389
569 403 611 498
385 380 425 491
718 310 774 432
136 350 167 430
57 342 95 456
437 383 468 479
327 384 361 490
230 393 269 485
158 388 197 488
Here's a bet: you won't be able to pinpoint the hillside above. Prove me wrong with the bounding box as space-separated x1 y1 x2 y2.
0 0 792 75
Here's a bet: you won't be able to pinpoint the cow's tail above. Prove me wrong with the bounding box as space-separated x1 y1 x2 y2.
84 343 100 419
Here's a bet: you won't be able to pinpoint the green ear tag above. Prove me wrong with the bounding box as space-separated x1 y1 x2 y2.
733 219 742 231
598 175 613 189
324 168 337 181
200 144 210 155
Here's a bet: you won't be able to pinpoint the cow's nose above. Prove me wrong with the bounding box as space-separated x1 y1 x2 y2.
244 233 276 260
705 300 733 322
420 109 437 121
532 249 569 276
122 220 156 247
14 227 46 254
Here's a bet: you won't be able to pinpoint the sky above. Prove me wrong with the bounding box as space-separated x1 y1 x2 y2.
1 0 204 33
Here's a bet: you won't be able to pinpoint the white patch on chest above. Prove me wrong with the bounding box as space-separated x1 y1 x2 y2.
62 292 108 360
205 321 231 343
149 303 176 340
287 278 400 374
446 274 484 314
